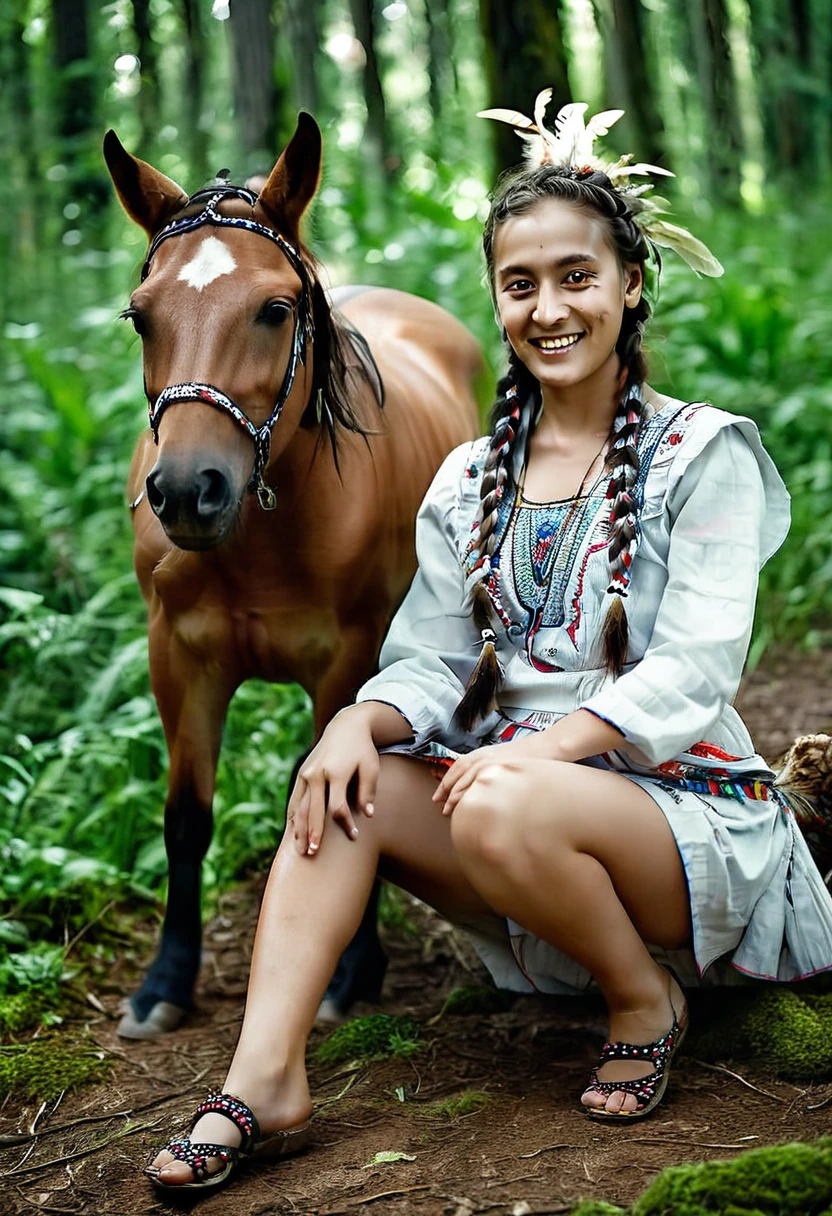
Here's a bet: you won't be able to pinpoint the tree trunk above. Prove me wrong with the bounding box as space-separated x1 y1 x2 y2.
179 0 209 184
285 0 320 116
591 0 664 166
132 0 159 151
348 0 393 176
479 0 572 173
51 0 109 212
425 0 451 142
746 0 817 176
228 0 280 163
683 0 743 199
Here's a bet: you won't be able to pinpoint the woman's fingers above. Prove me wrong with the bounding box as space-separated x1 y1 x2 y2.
304 774 328 854
356 752 378 818
326 772 360 842
292 784 310 854
442 760 485 815
433 755 470 804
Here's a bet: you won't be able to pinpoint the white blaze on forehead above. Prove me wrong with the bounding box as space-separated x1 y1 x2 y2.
177 235 237 291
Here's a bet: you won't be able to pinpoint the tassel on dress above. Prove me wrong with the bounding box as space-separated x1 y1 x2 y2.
455 582 504 732
600 591 629 679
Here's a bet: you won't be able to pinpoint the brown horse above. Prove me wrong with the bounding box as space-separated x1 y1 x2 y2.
104 113 483 1038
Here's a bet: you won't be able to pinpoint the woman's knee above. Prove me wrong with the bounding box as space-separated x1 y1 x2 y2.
451 764 537 873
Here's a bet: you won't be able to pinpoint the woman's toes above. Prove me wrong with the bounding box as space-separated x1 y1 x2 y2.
580 1087 606 1109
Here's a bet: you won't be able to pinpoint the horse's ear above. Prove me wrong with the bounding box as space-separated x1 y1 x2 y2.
103 129 189 236
256 112 322 240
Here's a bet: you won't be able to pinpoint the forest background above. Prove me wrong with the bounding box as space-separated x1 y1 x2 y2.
0 0 831 1052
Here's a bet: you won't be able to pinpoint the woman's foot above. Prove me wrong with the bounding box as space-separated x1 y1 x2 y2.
149 1071 312 1187
580 969 687 1117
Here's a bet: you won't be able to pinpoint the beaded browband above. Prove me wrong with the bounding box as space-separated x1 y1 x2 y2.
141 183 313 511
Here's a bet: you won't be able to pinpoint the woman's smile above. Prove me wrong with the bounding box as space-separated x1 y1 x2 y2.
529 332 585 355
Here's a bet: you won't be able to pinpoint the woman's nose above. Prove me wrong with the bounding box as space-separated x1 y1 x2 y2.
532 285 569 327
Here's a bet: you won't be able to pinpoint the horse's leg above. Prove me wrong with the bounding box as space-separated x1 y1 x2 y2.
312 625 389 1022
118 628 237 1039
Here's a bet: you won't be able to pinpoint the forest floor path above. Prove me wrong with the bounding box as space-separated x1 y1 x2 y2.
2 650 832 1216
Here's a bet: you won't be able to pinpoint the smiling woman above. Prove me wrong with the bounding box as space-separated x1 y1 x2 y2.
144 95 832 1196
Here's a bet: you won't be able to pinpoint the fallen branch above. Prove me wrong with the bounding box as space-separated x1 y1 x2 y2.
519 1143 575 1160
690 1058 787 1102
15 1187 82 1215
320 1184 431 1212
1 1119 161 1178
0 1067 209 1148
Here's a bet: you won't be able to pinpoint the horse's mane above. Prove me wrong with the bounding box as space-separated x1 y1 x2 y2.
299 246 381 469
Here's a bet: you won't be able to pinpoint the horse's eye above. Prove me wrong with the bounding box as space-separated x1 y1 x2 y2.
120 307 147 337
260 301 292 326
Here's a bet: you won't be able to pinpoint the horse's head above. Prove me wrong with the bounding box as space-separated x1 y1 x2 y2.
105 115 339 550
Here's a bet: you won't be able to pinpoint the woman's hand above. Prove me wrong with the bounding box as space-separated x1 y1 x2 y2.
433 733 562 816
287 707 380 856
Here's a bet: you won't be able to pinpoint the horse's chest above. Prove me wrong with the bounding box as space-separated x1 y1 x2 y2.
230 607 337 682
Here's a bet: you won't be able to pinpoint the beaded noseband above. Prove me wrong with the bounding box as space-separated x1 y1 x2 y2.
141 183 312 511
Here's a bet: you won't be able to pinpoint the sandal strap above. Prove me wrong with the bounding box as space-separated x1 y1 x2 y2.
164 1135 241 1181
192 1092 260 1152
585 1072 661 1104
597 1014 680 1071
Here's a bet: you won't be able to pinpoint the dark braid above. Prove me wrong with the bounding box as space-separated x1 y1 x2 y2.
455 349 534 731
455 164 656 729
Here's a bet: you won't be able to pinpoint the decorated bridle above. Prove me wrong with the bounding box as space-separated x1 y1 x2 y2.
140 182 313 511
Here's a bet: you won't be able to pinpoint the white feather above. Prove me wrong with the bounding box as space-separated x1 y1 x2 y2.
476 108 538 132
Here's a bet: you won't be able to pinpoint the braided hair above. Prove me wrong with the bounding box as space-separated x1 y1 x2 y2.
455 164 654 731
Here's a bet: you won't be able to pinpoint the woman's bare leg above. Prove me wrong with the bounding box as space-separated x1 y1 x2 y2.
153 757 490 1184
449 759 692 1115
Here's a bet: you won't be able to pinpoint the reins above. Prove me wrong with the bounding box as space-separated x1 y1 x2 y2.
141 183 313 511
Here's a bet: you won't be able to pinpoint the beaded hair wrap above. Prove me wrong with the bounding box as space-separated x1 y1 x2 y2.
453 92 724 728
455 374 525 732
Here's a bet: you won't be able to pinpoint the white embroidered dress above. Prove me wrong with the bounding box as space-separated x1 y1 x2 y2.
356 397 832 992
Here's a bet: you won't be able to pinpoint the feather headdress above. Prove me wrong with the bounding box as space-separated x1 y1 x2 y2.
478 89 723 278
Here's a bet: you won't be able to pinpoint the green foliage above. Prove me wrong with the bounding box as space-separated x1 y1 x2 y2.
314 1014 421 1066
0 1035 111 1102
377 882 419 937
421 1091 490 1119
0 941 64 1035
688 988 832 1080
570 1139 832 1215
631 1137 832 1216
438 984 516 1017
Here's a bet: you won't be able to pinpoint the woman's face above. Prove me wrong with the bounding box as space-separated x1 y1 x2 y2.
492 196 643 395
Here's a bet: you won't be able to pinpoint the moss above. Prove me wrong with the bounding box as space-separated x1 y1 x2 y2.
314 1014 421 1066
422 1090 491 1119
630 1137 832 1215
439 985 516 1017
0 989 56 1035
689 989 832 1080
570 1204 626 1216
0 1036 111 1102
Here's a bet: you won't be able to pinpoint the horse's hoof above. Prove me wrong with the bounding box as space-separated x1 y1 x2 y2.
117 1000 187 1039
315 997 347 1026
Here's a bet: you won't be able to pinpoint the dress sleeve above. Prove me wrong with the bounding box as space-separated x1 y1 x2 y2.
355 442 498 749
580 425 784 766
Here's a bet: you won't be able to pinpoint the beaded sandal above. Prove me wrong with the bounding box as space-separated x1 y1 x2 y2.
583 1001 688 1122
145 1092 311 1192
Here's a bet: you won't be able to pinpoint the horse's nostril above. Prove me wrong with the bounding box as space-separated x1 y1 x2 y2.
196 468 231 518
146 470 166 517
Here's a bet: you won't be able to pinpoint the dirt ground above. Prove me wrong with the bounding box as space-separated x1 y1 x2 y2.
2 650 832 1216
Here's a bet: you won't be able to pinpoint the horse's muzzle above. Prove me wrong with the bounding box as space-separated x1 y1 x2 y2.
146 462 238 549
